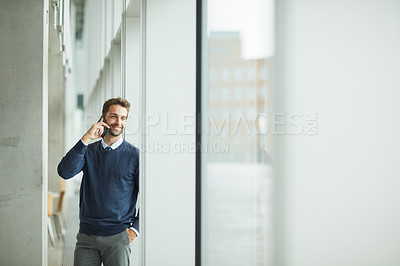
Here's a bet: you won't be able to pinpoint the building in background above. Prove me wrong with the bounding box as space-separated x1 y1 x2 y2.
208 31 273 162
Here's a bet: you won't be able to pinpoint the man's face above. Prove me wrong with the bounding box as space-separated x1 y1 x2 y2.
104 104 128 137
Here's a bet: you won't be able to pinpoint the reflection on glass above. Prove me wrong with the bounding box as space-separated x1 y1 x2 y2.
202 0 274 265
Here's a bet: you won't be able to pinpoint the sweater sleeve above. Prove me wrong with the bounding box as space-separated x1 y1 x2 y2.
57 140 88 179
132 163 139 232
132 211 139 233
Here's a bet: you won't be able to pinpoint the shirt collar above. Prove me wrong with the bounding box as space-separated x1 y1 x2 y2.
101 137 123 150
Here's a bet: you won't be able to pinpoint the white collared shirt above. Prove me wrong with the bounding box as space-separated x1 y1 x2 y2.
101 137 123 150
80 137 123 149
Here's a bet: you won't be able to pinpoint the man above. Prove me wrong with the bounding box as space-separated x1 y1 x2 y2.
57 97 139 266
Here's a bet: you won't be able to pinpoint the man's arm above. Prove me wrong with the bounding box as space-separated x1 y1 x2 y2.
126 209 139 243
80 117 110 145
57 117 110 179
132 164 139 233
131 211 139 234
57 140 87 179
126 162 140 242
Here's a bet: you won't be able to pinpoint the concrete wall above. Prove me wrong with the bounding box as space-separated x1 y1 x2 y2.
0 0 48 265
275 1 400 265
48 4 64 194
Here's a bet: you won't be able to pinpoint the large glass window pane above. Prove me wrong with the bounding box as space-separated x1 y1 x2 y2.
202 0 275 265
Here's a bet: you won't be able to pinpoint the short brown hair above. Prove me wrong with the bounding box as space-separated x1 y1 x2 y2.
102 97 131 117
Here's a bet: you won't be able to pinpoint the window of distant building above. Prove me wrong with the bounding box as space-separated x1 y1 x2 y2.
209 88 218 101
248 66 257 80
260 65 268 80
221 68 230 81
235 87 243 101
209 108 218 120
248 107 257 120
209 69 218 82
222 87 230 101
234 67 243 81
248 87 256 100
222 108 230 121
235 108 242 120
260 86 267 98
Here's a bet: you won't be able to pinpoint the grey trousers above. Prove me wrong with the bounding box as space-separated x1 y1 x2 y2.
74 231 131 266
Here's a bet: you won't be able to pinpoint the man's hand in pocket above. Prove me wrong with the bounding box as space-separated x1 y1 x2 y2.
126 228 137 243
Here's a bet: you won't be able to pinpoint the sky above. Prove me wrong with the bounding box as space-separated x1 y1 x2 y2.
207 0 275 59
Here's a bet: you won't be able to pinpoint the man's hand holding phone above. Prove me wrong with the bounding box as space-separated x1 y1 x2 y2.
81 117 110 145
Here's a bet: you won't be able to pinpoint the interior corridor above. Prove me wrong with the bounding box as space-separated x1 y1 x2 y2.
1 0 400 266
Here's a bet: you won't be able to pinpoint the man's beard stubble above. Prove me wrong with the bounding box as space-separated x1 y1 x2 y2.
104 118 124 137
108 124 124 137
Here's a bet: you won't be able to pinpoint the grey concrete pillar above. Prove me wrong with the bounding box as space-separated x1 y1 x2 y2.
48 2 64 194
0 0 49 265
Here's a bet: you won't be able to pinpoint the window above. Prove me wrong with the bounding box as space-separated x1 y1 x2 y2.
202 1 274 266
248 106 257 120
248 66 257 80
234 67 243 81
248 87 256 100
221 68 230 81
210 88 218 101
235 108 243 120
260 65 268 80
222 87 230 101
235 87 243 101
210 69 218 82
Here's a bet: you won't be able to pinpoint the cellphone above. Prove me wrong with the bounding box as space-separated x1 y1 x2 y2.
97 115 109 138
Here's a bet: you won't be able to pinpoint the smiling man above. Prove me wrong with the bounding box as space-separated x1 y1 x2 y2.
57 97 139 266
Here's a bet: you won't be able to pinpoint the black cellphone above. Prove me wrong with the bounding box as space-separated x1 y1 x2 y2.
97 115 109 138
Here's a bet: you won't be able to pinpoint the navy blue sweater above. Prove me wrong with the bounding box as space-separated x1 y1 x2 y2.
57 139 139 236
